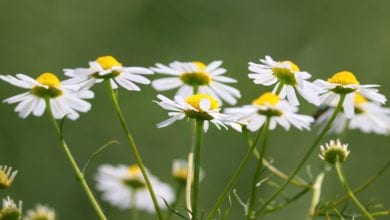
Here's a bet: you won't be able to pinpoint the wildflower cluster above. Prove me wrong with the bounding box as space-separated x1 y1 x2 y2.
1 54 389 220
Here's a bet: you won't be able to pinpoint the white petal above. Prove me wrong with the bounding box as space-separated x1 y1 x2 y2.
152 77 182 91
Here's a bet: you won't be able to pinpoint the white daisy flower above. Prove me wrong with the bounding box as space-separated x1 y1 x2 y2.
224 92 314 132
0 165 18 189
0 72 93 120
316 93 390 135
248 56 321 106
23 204 55 220
155 93 241 131
319 139 350 164
0 196 22 220
151 61 241 105
95 164 174 212
314 71 387 118
172 159 205 184
63 55 153 91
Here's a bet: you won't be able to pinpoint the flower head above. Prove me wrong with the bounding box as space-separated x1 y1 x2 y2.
225 92 314 132
319 139 350 164
23 204 55 220
155 94 240 131
0 196 22 220
316 93 390 135
63 55 153 91
248 56 321 106
172 159 205 185
152 61 241 105
0 73 93 120
95 164 174 212
314 71 387 118
0 166 18 189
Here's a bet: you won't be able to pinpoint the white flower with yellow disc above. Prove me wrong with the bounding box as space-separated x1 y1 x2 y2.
0 72 93 120
63 55 153 91
0 165 18 189
151 61 241 105
248 56 321 106
225 92 314 132
316 93 390 135
314 71 387 118
95 164 174 212
23 204 55 220
155 93 241 131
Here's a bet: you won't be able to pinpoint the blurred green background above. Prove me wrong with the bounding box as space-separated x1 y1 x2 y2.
1 0 389 219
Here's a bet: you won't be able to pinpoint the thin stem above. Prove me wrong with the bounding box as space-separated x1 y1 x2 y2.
45 99 107 220
104 80 163 220
316 159 390 215
244 129 310 188
274 82 285 95
191 119 204 220
306 172 325 220
247 118 270 219
186 120 197 217
132 192 139 220
335 160 374 220
206 125 265 220
255 94 346 216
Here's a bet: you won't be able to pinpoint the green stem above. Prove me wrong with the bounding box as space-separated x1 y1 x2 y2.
306 172 325 220
206 125 265 220
335 160 374 220
255 94 346 216
244 129 310 188
316 159 390 215
45 99 107 220
186 120 197 216
132 192 139 220
274 82 285 95
191 119 204 220
104 80 163 220
246 118 270 219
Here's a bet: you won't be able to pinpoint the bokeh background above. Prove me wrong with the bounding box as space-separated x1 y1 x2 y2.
1 0 389 219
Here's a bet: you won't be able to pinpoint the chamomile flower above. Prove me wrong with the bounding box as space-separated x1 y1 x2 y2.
63 55 153 91
95 164 174 212
319 139 350 164
155 94 240 131
0 165 18 189
316 93 390 135
172 159 205 185
0 72 93 120
248 56 321 106
225 92 314 132
151 61 241 105
314 71 387 118
23 204 55 220
0 196 22 220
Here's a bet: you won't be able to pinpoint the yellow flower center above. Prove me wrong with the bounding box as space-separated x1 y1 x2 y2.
32 73 63 98
0 170 11 189
123 165 145 189
179 62 212 86
96 56 122 70
354 93 367 105
186 94 219 111
327 71 360 85
282 61 300 72
193 61 206 71
36 72 61 87
271 60 299 85
173 168 188 181
128 165 141 175
252 92 280 106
